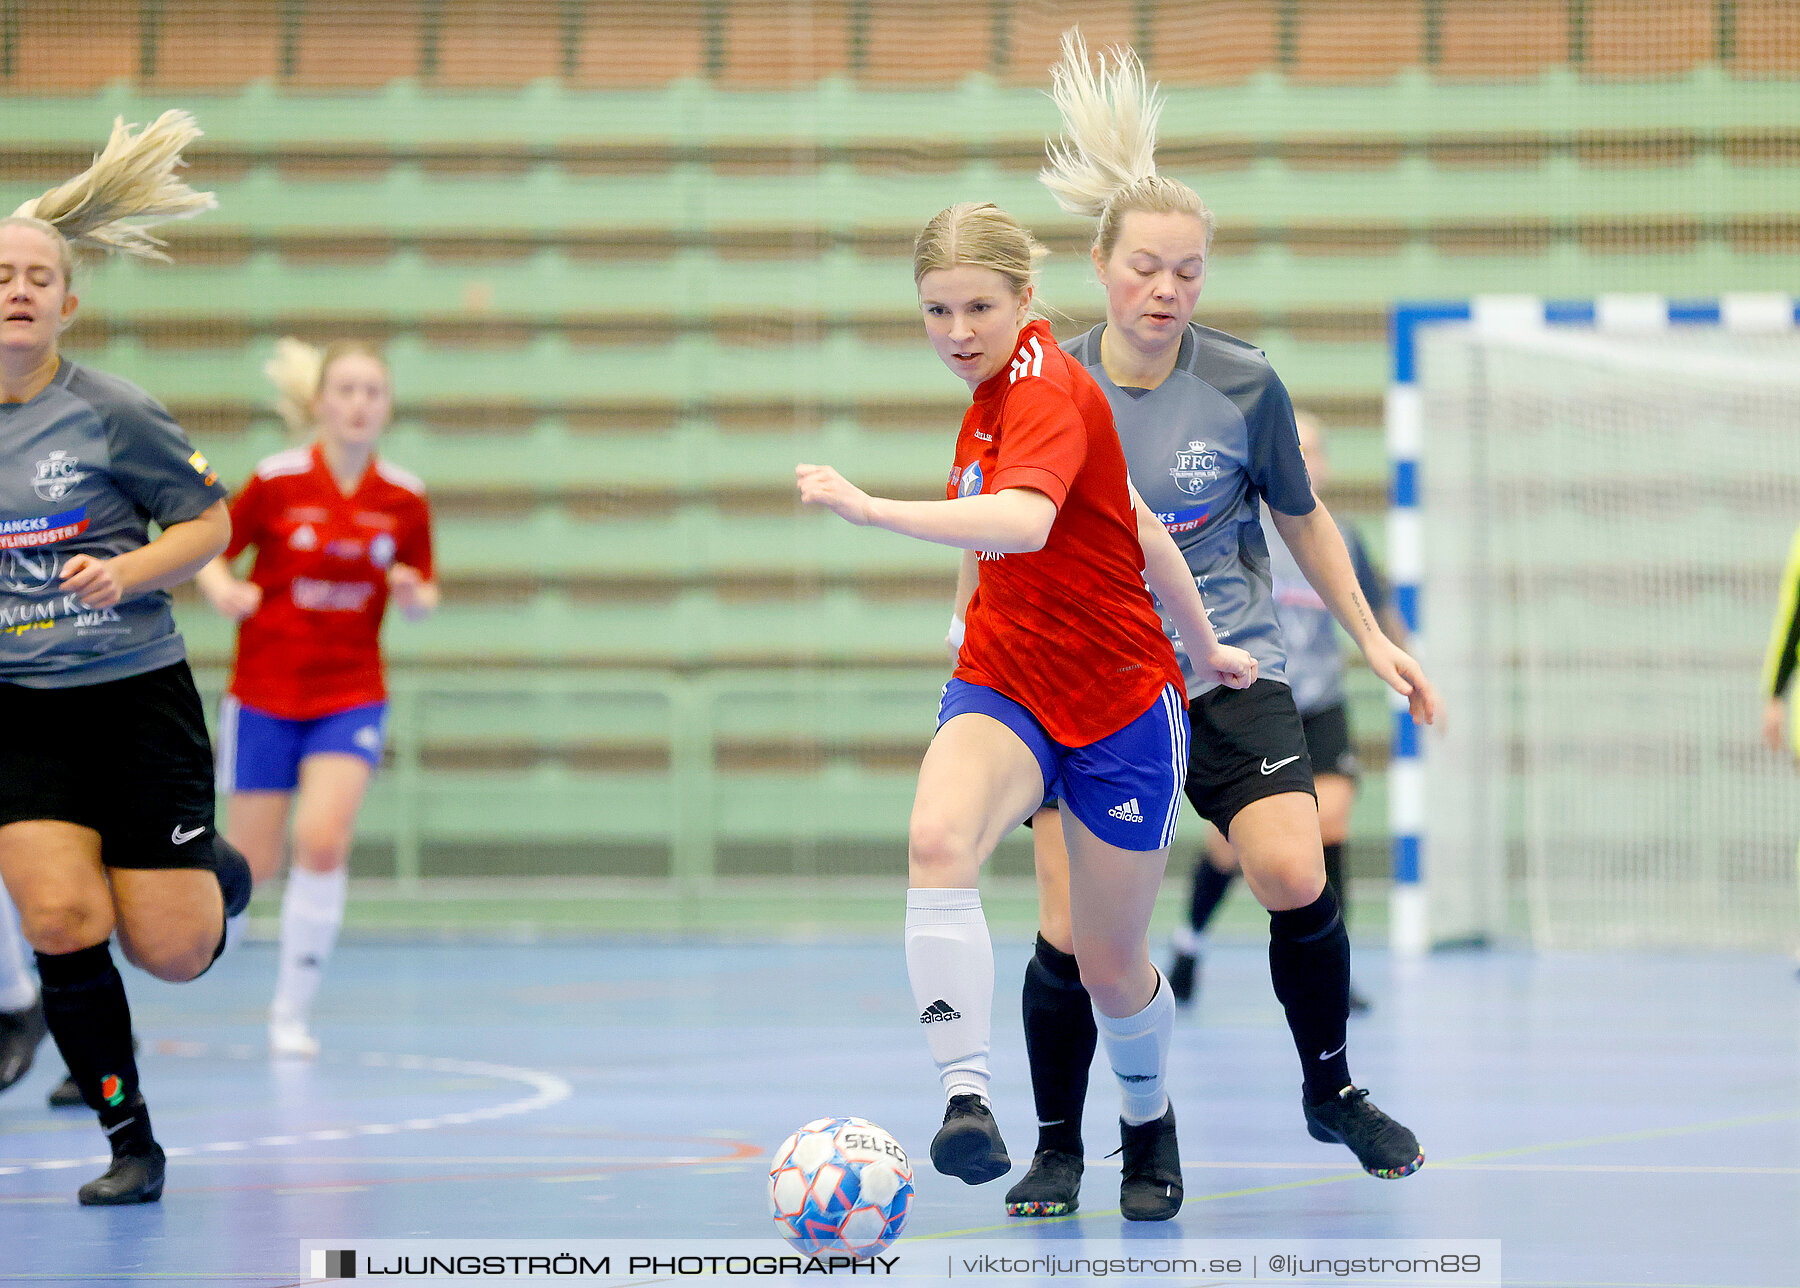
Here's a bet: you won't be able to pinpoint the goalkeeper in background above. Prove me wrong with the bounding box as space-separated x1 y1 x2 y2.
1763 521 1800 763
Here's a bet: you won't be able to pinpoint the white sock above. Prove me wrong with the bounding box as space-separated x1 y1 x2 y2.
1171 924 1199 955
1095 971 1175 1125
905 888 993 1103
0 889 36 1013
271 867 348 1027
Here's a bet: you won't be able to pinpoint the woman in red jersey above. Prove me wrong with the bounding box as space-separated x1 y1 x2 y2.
797 200 1254 1221
196 339 435 1058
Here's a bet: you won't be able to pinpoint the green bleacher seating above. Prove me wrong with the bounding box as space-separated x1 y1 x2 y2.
7 6 1793 880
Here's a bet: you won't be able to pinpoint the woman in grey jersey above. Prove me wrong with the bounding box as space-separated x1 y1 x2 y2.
0 113 251 1206
1170 413 1412 1012
989 33 1441 1218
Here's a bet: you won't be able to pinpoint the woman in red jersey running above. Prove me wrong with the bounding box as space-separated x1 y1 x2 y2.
797 200 1255 1222
196 338 435 1058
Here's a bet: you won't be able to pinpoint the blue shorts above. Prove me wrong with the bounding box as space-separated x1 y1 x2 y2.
936 679 1189 852
216 696 388 794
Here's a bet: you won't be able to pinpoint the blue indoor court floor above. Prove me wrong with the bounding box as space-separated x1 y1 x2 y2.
1 935 1797 1287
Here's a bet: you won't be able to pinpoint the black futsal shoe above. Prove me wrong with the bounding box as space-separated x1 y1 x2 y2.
78 1141 166 1206
1004 1147 1083 1216
1117 1103 1183 1221
0 999 48 1093
930 1094 1011 1184
1166 951 1198 1006
1304 1086 1424 1178
47 1070 83 1108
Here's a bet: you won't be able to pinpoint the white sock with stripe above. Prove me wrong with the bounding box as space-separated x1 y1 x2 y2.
271 867 348 1028
905 888 993 1103
1095 970 1175 1125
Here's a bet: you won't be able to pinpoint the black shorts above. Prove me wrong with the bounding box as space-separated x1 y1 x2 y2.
0 661 219 870
1302 702 1359 782
1185 678 1315 833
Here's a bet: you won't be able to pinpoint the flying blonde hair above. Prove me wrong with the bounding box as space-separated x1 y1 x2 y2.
265 337 390 436
1039 29 1214 260
5 111 217 285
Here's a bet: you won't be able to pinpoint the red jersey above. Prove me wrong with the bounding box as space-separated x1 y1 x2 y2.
223 442 433 720
949 320 1185 746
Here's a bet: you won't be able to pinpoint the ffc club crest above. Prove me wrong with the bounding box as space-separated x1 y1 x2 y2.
32 450 88 503
1170 441 1220 497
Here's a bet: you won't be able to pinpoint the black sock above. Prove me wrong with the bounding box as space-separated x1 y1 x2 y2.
1022 935 1095 1156
1187 853 1236 935
1268 887 1352 1104
36 943 156 1153
1321 843 1348 926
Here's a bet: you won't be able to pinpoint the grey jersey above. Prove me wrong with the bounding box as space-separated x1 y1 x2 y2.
1063 324 1315 698
0 360 227 687
1264 512 1389 715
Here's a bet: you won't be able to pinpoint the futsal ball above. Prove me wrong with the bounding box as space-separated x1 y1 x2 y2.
768 1116 913 1258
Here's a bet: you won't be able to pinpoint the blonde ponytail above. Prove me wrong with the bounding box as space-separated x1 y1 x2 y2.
1040 29 1161 219
1038 29 1213 259
263 337 391 437
264 337 324 436
6 111 216 283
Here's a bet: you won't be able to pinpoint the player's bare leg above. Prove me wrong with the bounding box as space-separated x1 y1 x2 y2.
0 884 46 1096
1168 819 1239 1004
907 713 1043 1185
1063 809 1182 1220
1232 792 1422 1178
1004 809 1093 1215
1 824 163 1204
269 754 370 1058
1312 771 1369 1011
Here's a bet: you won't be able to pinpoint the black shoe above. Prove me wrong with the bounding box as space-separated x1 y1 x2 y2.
1117 1104 1183 1221
1347 984 1372 1015
0 999 48 1093
78 1142 166 1206
1166 952 1197 1006
1304 1086 1423 1178
930 1094 1010 1185
1004 1148 1083 1216
47 1070 83 1108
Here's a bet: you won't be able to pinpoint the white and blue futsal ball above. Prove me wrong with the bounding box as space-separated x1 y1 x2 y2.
768 1116 913 1258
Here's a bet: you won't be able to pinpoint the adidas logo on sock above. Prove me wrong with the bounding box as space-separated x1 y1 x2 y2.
1108 797 1144 823
919 999 962 1024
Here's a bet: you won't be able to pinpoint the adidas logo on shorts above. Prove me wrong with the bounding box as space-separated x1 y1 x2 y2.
920 999 962 1024
1108 798 1145 823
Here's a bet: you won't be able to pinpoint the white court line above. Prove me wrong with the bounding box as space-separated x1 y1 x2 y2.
0 1044 571 1178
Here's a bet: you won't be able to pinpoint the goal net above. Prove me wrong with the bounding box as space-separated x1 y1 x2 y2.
1417 317 1800 952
